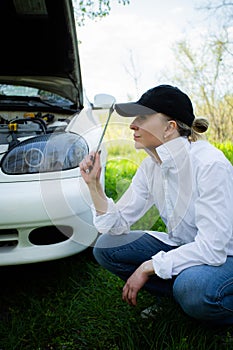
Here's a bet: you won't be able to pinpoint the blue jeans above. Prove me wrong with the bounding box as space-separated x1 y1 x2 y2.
93 231 233 325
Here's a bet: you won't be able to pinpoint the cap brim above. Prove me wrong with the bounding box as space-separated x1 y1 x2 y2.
115 102 156 117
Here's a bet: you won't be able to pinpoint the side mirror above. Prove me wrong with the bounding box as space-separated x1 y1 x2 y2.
93 94 116 109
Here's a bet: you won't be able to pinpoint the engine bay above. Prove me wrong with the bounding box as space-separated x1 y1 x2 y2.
0 110 70 144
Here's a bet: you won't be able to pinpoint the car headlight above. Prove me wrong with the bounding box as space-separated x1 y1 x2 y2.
1 132 89 174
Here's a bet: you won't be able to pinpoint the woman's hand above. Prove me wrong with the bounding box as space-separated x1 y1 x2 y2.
79 150 108 215
79 151 102 185
122 260 154 306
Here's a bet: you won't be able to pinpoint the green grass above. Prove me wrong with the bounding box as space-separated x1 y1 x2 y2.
0 141 232 349
1 252 232 350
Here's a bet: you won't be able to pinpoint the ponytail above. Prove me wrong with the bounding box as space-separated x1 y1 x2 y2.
165 115 209 142
190 117 209 141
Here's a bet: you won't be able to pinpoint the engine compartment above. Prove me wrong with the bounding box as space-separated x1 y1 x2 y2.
0 110 70 139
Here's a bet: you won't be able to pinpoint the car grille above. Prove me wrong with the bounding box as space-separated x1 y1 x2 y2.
0 229 18 247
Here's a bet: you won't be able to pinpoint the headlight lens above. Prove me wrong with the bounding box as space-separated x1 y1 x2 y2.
1 132 88 174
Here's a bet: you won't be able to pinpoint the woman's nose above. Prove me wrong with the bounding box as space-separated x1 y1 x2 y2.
130 121 139 130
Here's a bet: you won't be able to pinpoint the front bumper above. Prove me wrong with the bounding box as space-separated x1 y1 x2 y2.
0 176 98 265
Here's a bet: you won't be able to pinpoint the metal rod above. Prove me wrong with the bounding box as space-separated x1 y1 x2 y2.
95 103 115 154
85 103 115 174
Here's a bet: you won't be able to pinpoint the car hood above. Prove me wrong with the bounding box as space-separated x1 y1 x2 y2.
0 0 83 108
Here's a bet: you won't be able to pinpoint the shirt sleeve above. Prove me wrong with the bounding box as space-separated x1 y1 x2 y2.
152 161 233 279
92 160 155 235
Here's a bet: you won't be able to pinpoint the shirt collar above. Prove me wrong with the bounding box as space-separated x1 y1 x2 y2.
156 137 191 169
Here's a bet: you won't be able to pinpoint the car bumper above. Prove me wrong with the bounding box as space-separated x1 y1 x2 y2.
0 176 98 265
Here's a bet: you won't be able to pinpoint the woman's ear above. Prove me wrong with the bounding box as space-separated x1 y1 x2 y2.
168 120 177 131
164 120 178 140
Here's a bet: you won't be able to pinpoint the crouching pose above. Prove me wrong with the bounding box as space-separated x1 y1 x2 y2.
79 85 233 325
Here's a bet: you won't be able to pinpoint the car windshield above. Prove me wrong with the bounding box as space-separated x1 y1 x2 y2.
0 84 71 104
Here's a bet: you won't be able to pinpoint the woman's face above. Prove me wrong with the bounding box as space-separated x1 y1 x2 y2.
130 113 169 150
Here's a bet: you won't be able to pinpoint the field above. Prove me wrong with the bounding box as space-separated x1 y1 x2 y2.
0 116 232 349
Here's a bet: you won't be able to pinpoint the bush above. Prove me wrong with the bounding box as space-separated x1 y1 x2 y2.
214 141 233 164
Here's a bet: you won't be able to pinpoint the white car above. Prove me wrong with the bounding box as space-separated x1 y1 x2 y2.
0 0 113 265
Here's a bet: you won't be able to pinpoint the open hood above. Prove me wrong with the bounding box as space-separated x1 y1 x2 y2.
0 0 83 108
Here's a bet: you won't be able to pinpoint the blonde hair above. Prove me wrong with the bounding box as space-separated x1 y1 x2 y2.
175 117 209 142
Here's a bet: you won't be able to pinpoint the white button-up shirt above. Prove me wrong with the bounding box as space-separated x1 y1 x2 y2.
92 137 233 279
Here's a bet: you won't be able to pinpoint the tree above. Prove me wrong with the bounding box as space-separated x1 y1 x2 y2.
198 0 233 25
171 31 233 142
72 0 129 26
123 49 142 100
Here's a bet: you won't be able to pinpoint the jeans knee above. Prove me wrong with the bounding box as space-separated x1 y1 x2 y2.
93 232 133 267
173 272 213 321
173 276 201 317
173 266 233 325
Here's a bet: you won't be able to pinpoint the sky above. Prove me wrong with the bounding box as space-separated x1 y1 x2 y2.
77 0 209 104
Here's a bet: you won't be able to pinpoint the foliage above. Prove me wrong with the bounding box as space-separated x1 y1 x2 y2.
213 141 233 163
105 158 136 200
165 0 233 143
72 0 129 25
199 0 233 27
171 33 233 142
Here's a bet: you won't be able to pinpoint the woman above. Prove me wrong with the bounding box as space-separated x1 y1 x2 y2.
79 85 233 325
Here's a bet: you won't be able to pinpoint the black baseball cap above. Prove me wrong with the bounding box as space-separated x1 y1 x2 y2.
115 85 195 127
